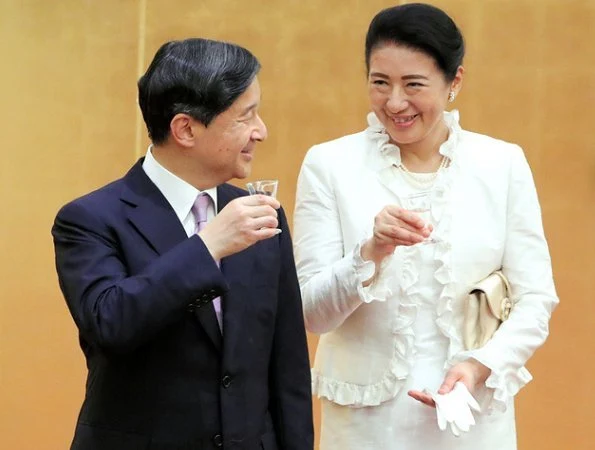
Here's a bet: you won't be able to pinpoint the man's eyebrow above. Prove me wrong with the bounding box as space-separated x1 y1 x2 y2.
239 102 258 115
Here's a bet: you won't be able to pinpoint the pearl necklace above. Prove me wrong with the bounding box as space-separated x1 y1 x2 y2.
394 155 449 190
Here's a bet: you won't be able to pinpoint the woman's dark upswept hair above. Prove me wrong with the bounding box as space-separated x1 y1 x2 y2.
138 38 260 144
365 3 465 81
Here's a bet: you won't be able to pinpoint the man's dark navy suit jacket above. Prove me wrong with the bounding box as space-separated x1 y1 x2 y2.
52 161 314 450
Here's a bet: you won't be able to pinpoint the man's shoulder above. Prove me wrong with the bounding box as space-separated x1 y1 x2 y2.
56 161 148 217
56 176 126 222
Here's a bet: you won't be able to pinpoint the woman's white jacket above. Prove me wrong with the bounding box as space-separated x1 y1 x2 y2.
293 111 558 412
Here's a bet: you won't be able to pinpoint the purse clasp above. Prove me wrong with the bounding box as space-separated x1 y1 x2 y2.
501 298 512 321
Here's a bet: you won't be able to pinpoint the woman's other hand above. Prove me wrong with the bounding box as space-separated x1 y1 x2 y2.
408 359 491 408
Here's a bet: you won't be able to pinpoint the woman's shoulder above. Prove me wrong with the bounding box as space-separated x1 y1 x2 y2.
457 129 525 169
459 129 521 152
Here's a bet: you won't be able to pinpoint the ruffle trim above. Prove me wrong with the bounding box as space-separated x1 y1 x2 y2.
311 363 407 408
364 109 465 363
311 246 416 407
352 239 393 304
366 108 466 376
365 110 460 169
484 366 533 413
311 294 416 407
431 114 464 361
449 351 533 414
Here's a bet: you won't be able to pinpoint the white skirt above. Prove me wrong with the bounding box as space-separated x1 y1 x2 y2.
319 355 517 450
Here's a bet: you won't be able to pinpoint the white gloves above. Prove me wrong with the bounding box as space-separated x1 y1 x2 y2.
425 382 481 437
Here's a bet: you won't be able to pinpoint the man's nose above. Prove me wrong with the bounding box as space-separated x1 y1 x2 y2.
254 114 268 142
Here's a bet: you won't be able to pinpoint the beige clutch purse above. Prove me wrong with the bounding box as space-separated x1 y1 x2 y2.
463 270 513 350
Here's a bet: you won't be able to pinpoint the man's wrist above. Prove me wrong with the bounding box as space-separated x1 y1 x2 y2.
197 231 224 261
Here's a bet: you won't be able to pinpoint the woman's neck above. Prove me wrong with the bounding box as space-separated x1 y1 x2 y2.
396 121 449 173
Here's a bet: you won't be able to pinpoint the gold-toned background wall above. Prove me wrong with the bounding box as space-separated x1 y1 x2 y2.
1 0 593 449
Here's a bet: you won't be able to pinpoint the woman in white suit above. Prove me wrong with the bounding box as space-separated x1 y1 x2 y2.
293 3 558 449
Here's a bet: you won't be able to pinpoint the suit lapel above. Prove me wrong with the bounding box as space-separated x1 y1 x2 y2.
120 161 222 352
121 161 188 255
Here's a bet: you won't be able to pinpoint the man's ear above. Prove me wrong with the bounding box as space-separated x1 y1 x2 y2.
169 113 205 148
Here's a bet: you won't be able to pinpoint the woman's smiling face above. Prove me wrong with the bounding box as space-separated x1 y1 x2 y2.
367 43 462 152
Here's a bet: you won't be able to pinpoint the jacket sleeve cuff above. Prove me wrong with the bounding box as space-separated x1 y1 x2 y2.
352 240 393 304
450 350 533 414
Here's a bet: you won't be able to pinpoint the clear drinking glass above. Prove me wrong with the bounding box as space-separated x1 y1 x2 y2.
246 179 278 199
401 191 436 244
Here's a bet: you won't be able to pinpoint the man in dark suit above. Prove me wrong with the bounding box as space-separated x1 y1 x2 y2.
52 38 313 450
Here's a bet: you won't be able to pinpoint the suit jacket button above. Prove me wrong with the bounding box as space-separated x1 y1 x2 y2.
221 375 232 389
186 304 195 312
212 433 223 447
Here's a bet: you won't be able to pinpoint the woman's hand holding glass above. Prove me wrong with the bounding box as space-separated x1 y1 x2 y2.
361 204 432 264
401 192 436 244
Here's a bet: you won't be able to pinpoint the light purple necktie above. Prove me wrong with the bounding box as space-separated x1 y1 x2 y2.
192 193 223 330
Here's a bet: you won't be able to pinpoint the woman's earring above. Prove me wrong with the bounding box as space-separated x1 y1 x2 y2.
448 91 456 103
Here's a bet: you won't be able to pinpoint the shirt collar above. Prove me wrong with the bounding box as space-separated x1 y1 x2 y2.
142 145 218 223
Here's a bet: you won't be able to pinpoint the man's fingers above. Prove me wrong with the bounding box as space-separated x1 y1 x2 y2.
251 216 279 230
241 194 280 209
245 204 278 219
252 227 281 241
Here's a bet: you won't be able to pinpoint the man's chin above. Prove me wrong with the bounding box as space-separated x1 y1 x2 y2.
232 166 251 181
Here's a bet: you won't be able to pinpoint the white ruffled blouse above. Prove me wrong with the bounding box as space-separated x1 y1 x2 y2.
293 110 558 413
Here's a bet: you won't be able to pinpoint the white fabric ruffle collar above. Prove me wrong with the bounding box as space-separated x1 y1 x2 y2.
364 109 462 170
